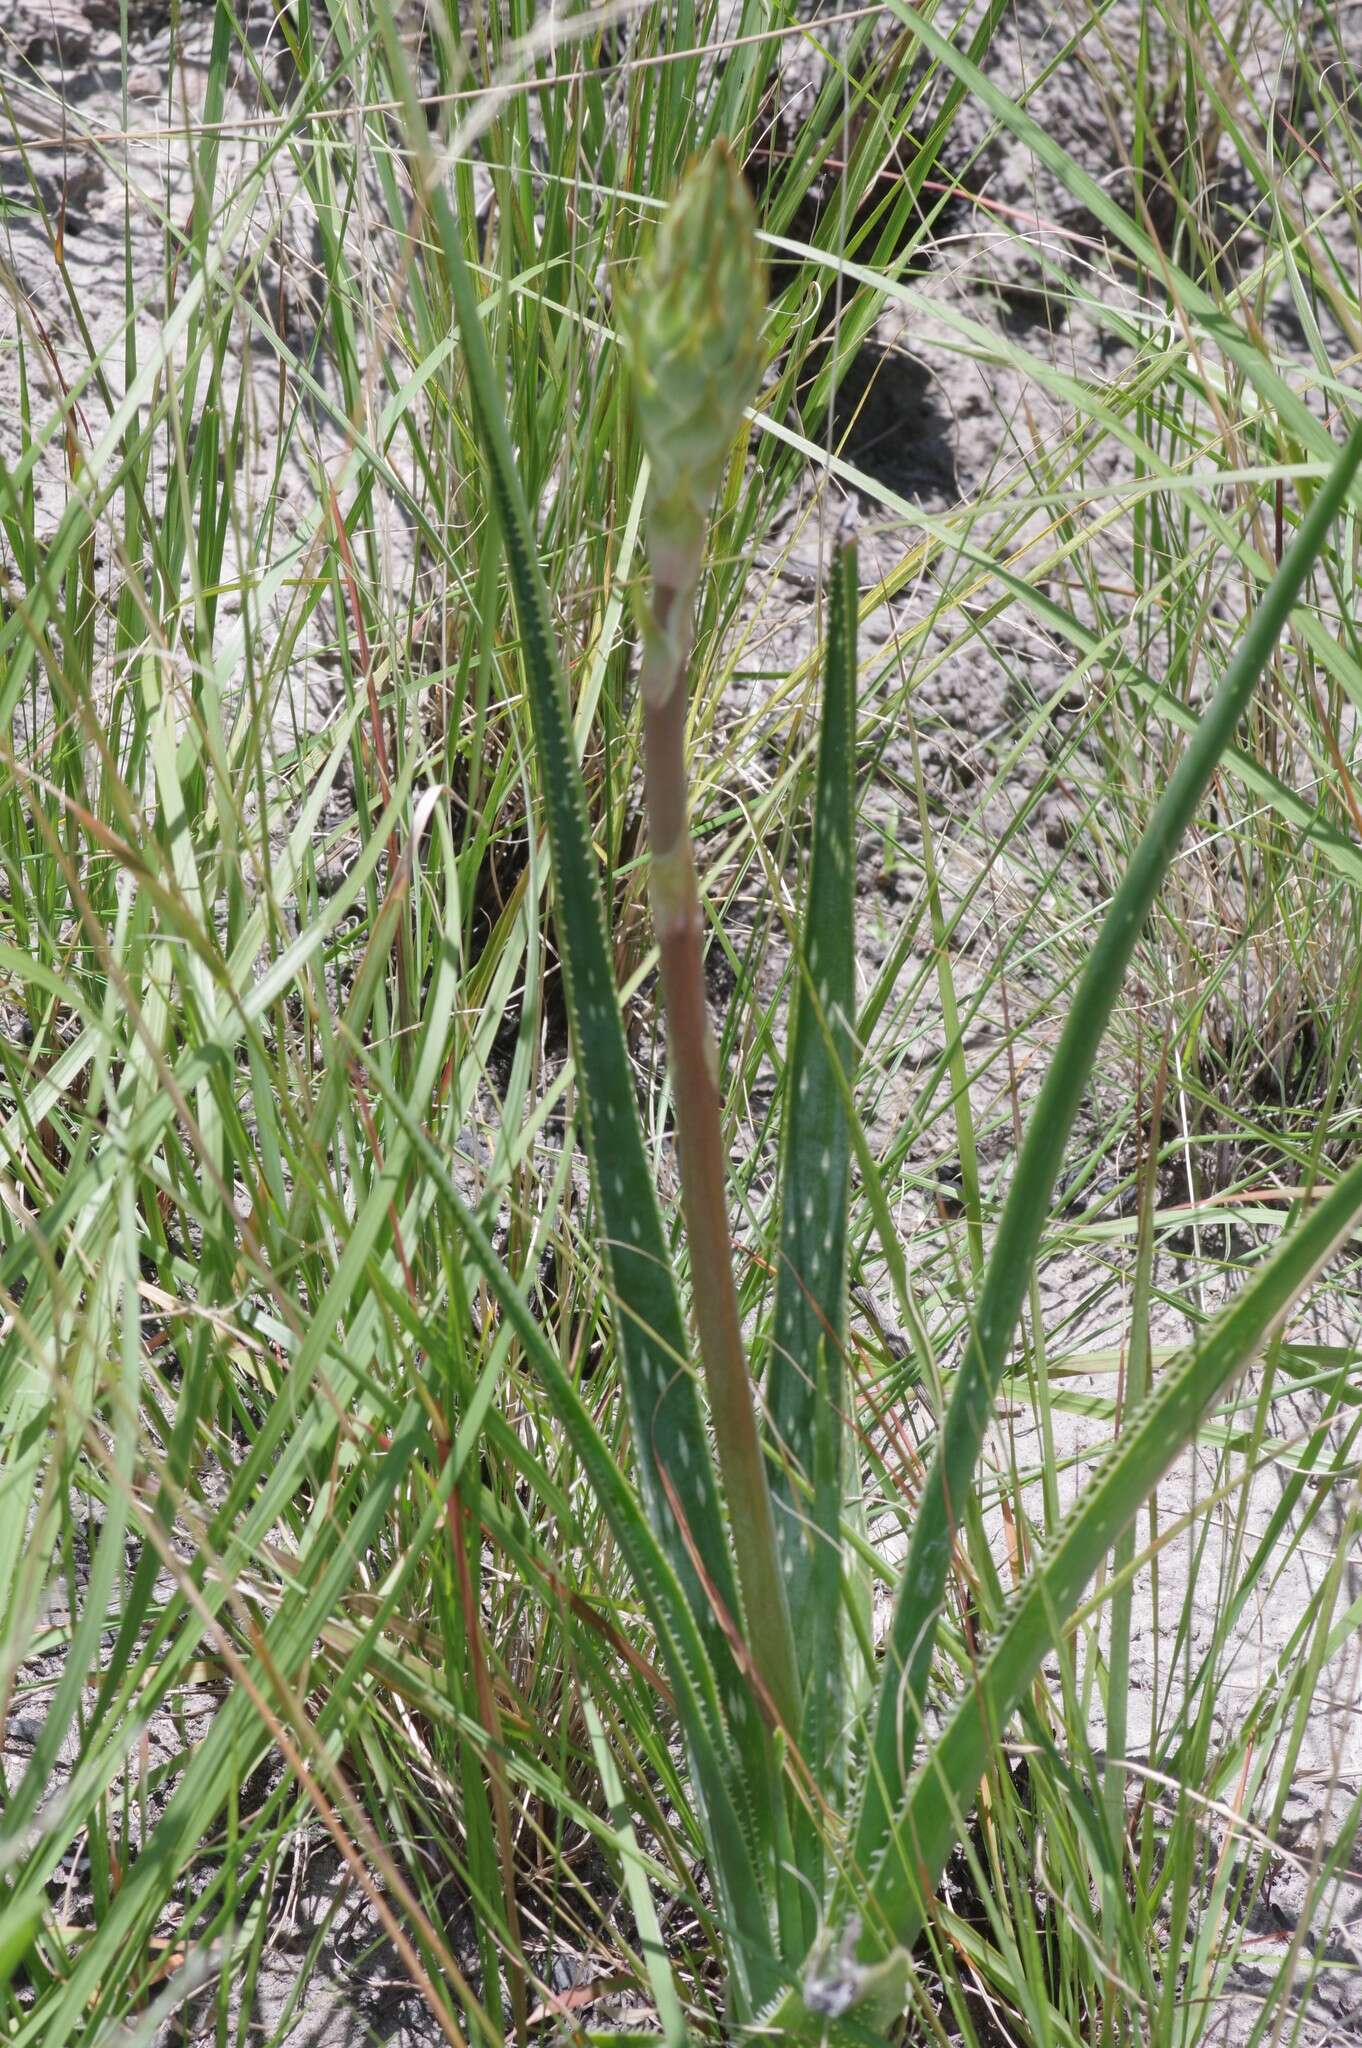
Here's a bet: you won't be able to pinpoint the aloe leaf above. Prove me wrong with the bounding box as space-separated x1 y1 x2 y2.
366 0 777 1915
853 415 1362 1877
758 1148 1362 2039
850 1146 1362 1995
355 1060 781 2016
378 28 734 1647
768 538 860 1786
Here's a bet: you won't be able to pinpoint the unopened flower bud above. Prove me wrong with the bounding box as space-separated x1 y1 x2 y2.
623 142 766 583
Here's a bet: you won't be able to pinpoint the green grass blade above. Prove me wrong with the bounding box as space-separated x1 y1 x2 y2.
355 1052 780 2016
759 1147 1362 2037
857 1150 1362 1988
582 1687 690 2048
854 417 1362 1876
880 0 1355 481
5 1405 445 2047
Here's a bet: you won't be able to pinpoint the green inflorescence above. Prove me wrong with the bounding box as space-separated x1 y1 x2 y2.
622 142 767 582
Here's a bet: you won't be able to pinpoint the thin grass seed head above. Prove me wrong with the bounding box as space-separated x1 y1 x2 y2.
623 142 766 586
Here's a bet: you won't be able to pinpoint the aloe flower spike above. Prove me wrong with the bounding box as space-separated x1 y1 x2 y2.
623 141 767 632
623 146 800 1736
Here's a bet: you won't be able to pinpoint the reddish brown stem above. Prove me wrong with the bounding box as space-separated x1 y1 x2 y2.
640 578 800 1733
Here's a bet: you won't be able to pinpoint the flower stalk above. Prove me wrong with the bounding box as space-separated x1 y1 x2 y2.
625 146 800 1734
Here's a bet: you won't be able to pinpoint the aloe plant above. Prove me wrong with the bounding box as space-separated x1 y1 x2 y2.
623 147 801 1739
403 115 1362 2035
5 0 1362 2037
